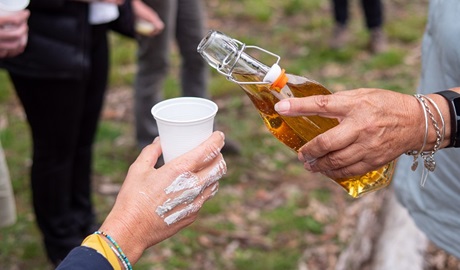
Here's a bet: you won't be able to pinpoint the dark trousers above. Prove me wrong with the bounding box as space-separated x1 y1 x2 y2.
134 0 208 148
8 24 109 263
332 0 383 29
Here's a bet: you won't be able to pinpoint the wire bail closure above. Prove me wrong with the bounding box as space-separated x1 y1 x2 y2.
216 38 281 85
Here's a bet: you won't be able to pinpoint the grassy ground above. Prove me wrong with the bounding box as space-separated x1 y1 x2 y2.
1 0 459 269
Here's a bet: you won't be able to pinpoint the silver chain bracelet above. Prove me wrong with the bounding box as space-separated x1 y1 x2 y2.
406 94 445 187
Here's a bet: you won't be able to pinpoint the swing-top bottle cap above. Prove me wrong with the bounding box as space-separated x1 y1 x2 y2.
263 64 281 83
264 63 288 89
198 30 285 86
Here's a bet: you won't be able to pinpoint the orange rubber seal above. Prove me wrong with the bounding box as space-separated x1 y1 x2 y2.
270 69 288 91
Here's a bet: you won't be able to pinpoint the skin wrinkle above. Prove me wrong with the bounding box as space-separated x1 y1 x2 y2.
203 147 221 163
314 95 331 113
156 159 227 223
138 191 149 199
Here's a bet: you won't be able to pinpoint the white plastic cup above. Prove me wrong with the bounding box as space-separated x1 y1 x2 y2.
151 97 218 163
135 19 155 36
0 0 29 16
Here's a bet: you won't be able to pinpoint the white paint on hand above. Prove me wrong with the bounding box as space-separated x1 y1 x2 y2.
164 203 200 225
156 158 227 225
164 171 199 194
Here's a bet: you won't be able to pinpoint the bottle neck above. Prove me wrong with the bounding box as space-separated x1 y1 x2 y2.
232 52 271 81
198 30 275 85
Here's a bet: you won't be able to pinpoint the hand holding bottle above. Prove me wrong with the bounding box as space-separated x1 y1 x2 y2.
274 88 451 179
198 30 395 197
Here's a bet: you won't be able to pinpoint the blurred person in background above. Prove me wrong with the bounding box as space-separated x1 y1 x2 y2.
134 0 208 152
0 0 159 266
134 0 240 167
329 0 387 53
0 9 30 229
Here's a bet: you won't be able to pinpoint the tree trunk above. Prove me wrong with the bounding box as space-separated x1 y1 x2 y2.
335 188 428 270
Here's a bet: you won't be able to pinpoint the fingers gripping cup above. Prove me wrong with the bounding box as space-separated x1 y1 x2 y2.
151 97 218 163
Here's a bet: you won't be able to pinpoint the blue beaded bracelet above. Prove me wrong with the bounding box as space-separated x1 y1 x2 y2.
94 231 132 270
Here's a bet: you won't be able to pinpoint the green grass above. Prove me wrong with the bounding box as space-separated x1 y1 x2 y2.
234 249 301 270
0 0 429 269
109 35 137 87
264 206 324 235
0 72 13 102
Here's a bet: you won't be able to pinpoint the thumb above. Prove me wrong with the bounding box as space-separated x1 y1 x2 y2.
136 137 162 168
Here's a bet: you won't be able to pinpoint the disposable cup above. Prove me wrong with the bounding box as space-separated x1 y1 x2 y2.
0 0 28 21
135 19 155 36
151 97 218 163
0 0 29 16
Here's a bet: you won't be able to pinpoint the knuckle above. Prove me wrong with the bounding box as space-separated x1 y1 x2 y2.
299 146 314 160
204 143 222 162
370 156 387 169
313 95 331 111
325 153 342 169
128 160 144 173
340 166 354 178
315 133 333 152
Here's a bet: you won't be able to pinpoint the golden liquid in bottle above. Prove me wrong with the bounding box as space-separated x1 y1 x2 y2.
233 72 395 198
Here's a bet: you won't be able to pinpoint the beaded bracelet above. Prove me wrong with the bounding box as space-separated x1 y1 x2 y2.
94 231 133 270
108 243 129 270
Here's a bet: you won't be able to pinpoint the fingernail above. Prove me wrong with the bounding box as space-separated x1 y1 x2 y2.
298 152 305 162
307 157 317 165
274 100 290 113
153 136 160 143
300 152 316 164
298 152 316 164
219 131 225 140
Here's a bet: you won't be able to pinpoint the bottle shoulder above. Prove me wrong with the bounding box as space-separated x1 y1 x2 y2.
286 73 319 85
285 73 305 83
284 73 332 95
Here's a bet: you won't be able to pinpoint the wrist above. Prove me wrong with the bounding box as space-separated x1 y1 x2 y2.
405 93 445 180
99 215 147 266
405 94 429 151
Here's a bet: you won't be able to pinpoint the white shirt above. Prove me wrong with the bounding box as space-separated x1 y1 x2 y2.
88 2 119 25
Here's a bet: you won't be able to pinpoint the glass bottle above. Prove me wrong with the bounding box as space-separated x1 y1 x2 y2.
197 30 395 198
